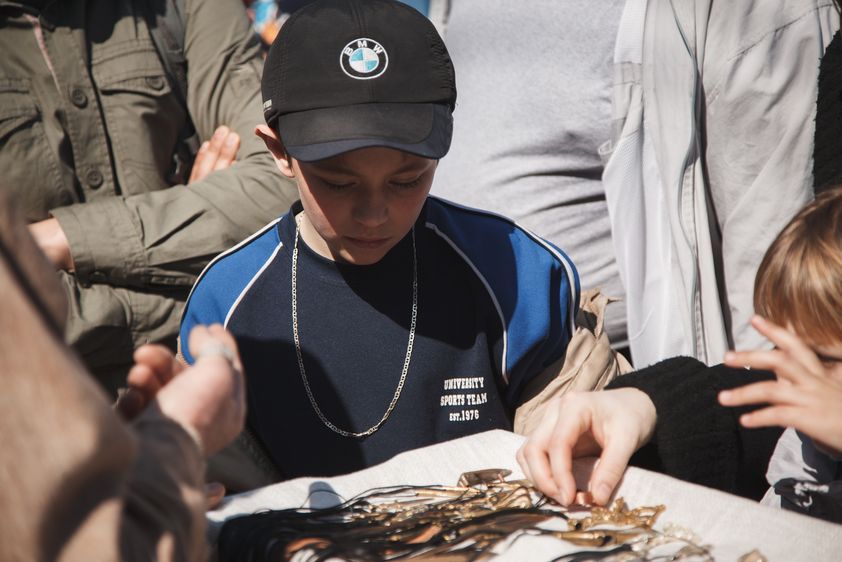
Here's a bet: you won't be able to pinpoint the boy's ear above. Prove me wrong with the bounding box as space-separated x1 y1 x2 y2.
254 124 295 178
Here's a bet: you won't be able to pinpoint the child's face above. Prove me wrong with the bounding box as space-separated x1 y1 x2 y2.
285 147 436 265
785 322 842 377
809 339 842 376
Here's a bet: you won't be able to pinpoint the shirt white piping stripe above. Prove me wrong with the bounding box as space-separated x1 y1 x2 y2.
429 197 580 335
180 217 282 324
224 241 285 328
425 222 510 386
514 224 580 335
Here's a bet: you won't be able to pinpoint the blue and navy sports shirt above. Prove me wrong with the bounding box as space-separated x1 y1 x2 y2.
180 197 579 478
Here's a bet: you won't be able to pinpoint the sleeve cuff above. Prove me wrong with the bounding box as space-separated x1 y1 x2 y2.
52 198 146 285
134 405 205 466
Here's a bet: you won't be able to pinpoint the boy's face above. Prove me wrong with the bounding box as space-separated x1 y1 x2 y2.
283 146 436 265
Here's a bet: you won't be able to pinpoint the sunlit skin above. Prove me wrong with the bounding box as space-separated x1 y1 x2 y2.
721 315 842 456
256 124 436 265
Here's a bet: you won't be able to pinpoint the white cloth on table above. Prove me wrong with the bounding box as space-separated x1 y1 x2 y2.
208 430 842 560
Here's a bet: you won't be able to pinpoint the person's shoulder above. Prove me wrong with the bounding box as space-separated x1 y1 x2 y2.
423 196 577 272
186 217 285 316
424 195 517 231
421 195 579 330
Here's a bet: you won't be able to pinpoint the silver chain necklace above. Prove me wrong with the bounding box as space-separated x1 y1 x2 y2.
291 216 418 438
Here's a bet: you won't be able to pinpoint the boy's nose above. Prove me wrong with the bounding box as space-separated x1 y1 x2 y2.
353 193 389 227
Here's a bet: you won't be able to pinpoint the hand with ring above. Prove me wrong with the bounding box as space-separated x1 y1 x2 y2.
116 324 246 457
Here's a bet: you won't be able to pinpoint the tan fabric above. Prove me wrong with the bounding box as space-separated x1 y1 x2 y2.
0 192 207 562
513 288 632 435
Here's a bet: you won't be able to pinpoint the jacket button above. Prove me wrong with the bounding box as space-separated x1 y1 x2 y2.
146 76 165 90
86 168 104 189
70 87 87 108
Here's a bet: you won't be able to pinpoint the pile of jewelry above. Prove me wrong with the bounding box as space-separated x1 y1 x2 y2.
217 469 718 561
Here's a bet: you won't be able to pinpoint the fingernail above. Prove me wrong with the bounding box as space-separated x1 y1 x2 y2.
557 485 569 505
724 351 735 362
718 390 731 403
596 482 612 504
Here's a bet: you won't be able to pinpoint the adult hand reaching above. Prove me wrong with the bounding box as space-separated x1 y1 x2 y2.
721 315 842 456
188 125 241 183
115 343 184 421
116 324 246 457
516 388 657 506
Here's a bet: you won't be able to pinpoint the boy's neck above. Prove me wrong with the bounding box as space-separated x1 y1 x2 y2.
295 211 336 262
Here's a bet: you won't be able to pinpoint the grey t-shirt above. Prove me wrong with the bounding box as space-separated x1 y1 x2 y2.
433 0 627 345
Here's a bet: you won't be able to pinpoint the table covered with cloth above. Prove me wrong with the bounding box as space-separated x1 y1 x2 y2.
207 430 842 560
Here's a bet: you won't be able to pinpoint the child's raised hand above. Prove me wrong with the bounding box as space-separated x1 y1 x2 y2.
721 315 842 456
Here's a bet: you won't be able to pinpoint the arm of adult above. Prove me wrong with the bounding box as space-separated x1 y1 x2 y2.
49 0 296 289
0 198 240 562
126 323 246 457
27 125 241 272
721 315 842 457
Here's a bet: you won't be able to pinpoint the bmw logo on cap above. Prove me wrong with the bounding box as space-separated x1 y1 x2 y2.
340 38 388 80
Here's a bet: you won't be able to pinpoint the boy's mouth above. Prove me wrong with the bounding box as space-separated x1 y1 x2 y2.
345 236 391 249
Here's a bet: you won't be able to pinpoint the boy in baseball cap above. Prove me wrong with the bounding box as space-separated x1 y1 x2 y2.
180 0 579 480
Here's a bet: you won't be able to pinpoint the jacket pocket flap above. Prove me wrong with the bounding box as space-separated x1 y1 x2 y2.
92 42 172 95
0 81 39 138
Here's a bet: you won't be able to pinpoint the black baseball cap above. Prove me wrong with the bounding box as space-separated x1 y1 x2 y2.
261 0 456 162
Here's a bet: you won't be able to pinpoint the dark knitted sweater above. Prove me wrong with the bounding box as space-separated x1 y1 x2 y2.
607 356 783 500
814 28 842 192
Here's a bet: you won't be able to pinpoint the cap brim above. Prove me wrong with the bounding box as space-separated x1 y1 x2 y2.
276 103 453 162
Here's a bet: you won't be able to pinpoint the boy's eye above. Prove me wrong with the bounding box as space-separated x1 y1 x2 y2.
392 176 423 189
320 178 354 190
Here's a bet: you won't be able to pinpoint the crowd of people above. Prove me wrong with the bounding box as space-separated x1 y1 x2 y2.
1 0 841 559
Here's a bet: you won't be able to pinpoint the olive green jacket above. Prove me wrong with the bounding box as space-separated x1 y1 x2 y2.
0 0 296 390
